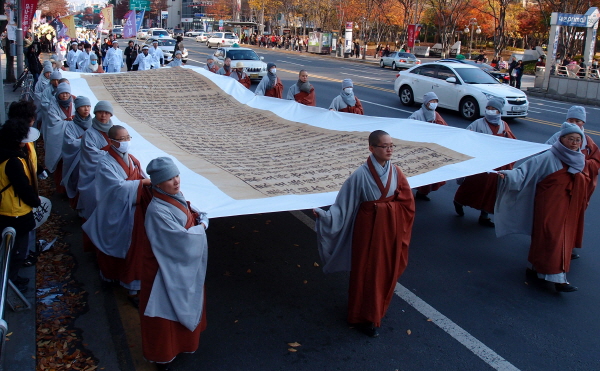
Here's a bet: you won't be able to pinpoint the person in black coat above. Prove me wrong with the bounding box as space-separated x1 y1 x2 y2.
0 119 41 293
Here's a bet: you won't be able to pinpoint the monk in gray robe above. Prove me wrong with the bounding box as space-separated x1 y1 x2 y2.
61 96 92 207
496 126 587 292
140 157 209 368
255 62 283 98
286 70 316 106
83 126 152 293
45 82 74 193
329 79 363 114
408 92 448 201
314 130 415 337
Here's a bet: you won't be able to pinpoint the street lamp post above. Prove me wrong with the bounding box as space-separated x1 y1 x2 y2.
464 18 477 59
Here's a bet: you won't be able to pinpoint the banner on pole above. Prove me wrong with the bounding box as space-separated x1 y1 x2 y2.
59 15 76 39
21 0 37 36
135 10 145 33
100 6 114 29
123 10 137 38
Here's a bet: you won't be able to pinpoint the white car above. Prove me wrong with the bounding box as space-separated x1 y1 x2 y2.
213 46 267 80
186 29 204 37
137 28 149 39
195 32 210 42
394 62 528 119
380 52 420 70
206 32 239 48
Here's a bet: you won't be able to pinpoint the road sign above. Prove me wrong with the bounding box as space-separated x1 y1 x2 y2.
130 0 150 11
219 19 223 26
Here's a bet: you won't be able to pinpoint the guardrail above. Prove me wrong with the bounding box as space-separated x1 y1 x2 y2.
0 227 16 366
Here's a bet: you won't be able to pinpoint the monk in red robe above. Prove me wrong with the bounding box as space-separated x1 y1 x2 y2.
329 79 364 114
314 130 415 337
454 98 516 227
255 62 283 98
230 62 251 89
286 70 316 106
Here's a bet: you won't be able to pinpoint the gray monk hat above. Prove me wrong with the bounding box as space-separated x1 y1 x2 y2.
147 157 180 185
55 82 71 95
487 97 504 112
342 78 353 88
423 91 438 104
75 96 91 109
94 100 114 115
50 71 62 80
566 106 586 123
559 123 584 139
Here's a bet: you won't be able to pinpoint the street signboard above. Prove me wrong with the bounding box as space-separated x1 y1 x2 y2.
130 0 150 11
219 19 223 26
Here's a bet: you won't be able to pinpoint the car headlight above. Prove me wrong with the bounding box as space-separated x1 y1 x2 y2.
483 93 503 102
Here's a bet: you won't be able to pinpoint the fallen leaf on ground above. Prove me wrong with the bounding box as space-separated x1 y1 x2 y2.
288 342 301 347
288 348 297 352
407 329 412 335
313 262 319 267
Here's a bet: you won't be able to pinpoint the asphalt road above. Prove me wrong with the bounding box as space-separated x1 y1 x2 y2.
91 39 600 371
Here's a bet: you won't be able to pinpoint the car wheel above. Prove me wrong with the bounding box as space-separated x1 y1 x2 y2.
379 60 385 68
207 43 211 48
399 85 414 106
460 97 480 120
392 62 397 70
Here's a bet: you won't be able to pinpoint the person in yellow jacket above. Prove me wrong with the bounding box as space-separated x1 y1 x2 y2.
0 119 41 293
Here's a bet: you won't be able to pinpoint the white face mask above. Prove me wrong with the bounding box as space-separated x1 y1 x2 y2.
344 87 353 94
270 68 276 74
114 140 130 154
485 109 499 116
428 102 438 110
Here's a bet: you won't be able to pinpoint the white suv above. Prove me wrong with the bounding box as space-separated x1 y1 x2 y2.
394 62 528 119
206 32 239 48
213 46 267 80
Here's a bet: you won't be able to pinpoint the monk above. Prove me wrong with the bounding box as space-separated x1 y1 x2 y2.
314 130 415 337
82 126 152 296
408 92 448 201
496 126 587 292
545 106 600 259
204 56 219 73
329 79 363 114
230 61 251 89
286 70 316 106
141 157 209 370
453 98 516 227
255 62 284 98
45 82 74 194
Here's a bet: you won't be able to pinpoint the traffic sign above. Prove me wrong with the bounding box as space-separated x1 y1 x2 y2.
130 0 150 11
219 19 223 26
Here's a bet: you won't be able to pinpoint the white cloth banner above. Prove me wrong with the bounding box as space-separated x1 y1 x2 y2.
63 68 549 218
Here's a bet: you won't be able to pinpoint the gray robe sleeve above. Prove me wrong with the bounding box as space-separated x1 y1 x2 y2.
61 122 85 198
287 85 299 100
45 100 73 172
494 150 563 237
408 107 425 121
329 95 346 111
254 75 269 96
76 129 109 219
144 198 208 332
82 154 140 259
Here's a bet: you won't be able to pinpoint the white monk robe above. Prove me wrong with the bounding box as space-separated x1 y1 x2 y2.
75 51 92 72
82 147 149 290
132 52 154 71
45 96 75 173
76 122 112 219
61 116 91 199
103 47 124 73
66 49 81 70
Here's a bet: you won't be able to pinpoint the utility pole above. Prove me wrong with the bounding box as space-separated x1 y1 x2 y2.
16 0 23 77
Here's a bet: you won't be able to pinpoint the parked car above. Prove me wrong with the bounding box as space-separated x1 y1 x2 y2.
112 27 123 38
173 28 185 37
437 59 510 84
206 32 239 48
186 29 204 37
144 38 188 63
394 62 528 120
213 46 267 80
137 28 149 39
195 32 210 42
380 52 421 70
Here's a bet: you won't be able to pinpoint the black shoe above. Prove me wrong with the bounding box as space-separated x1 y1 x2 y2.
525 268 540 280
571 253 580 260
156 362 172 371
453 201 464 216
478 217 495 228
14 276 30 285
353 322 379 338
415 192 430 201
555 283 578 292
128 295 140 309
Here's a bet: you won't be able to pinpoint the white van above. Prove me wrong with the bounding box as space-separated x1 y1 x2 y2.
147 28 171 39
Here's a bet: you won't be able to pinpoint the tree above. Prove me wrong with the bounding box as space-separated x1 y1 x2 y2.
206 0 233 21
38 0 70 18
426 0 470 55
114 0 130 21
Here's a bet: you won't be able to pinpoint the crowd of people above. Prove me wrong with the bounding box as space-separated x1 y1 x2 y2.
1 38 599 369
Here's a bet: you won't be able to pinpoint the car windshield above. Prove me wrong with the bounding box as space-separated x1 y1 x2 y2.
213 33 223 38
153 30 169 37
398 53 416 59
226 49 259 60
454 67 500 84
224 34 237 39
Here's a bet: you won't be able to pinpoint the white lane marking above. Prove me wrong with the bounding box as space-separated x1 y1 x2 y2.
395 284 520 371
342 66 390 75
360 99 413 114
289 210 521 371
527 97 600 110
339 72 390 81
277 59 305 66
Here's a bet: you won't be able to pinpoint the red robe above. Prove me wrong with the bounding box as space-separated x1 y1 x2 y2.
416 112 447 195
234 72 251 89
294 87 316 106
454 121 517 213
339 96 364 115
347 158 415 327
95 147 152 285
139 191 207 363
528 167 586 274
265 77 284 98
582 134 600 207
